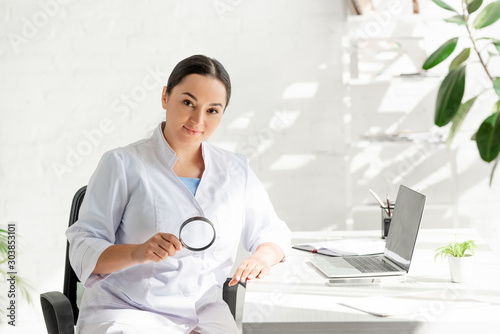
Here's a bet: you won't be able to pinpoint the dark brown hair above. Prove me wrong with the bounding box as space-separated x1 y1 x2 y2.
166 55 231 109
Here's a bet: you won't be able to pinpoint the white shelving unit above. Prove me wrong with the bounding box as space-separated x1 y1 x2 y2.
342 10 459 231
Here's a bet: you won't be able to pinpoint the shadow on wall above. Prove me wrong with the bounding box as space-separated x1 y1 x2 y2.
216 64 493 232
212 60 345 231
348 77 490 231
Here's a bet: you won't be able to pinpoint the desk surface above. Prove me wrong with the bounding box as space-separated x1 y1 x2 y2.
242 229 500 334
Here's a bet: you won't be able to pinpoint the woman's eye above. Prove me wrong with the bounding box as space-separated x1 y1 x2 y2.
208 109 218 115
183 100 193 107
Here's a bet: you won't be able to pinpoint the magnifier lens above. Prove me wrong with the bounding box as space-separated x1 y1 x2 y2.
179 217 215 251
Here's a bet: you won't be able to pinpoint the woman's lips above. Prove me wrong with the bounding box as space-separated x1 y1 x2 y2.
183 126 203 136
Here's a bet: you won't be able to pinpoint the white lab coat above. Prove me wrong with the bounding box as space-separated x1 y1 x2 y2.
66 122 291 334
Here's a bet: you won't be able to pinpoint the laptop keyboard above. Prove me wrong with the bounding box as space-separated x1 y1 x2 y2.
344 256 400 273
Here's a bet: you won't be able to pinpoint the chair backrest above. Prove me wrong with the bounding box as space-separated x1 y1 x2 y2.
63 186 87 325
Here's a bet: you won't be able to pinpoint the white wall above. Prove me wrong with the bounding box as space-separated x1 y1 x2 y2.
1 0 499 332
0 0 345 330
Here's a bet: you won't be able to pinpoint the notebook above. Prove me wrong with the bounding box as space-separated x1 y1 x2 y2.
292 238 385 257
310 185 426 278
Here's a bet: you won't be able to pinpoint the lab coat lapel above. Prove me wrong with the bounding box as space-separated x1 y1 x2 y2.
196 142 230 210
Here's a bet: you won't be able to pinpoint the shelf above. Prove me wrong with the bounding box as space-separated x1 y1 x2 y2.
346 14 447 24
347 74 442 85
342 5 460 230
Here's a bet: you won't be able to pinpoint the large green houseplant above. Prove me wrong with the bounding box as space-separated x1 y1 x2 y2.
422 0 500 185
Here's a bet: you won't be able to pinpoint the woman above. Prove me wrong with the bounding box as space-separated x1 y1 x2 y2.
66 55 291 333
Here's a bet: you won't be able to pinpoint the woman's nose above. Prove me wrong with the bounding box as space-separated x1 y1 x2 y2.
189 109 203 125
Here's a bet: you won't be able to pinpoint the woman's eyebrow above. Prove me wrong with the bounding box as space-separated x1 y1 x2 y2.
182 92 223 108
182 92 197 101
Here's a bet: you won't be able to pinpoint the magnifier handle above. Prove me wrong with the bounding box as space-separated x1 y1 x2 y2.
134 233 183 263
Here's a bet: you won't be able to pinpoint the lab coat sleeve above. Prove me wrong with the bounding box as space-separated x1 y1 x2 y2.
241 166 291 260
66 150 128 288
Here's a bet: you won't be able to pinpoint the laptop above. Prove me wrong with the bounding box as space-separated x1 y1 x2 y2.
310 185 426 278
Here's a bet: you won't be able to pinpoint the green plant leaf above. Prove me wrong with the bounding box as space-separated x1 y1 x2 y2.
423 38 459 70
435 66 466 126
477 37 500 53
432 0 458 12
494 100 500 112
476 111 500 162
447 96 478 148
494 78 500 98
490 155 499 186
473 0 500 29
449 48 470 71
493 41 500 53
468 0 483 14
444 15 467 25
0 228 7 259
434 238 479 261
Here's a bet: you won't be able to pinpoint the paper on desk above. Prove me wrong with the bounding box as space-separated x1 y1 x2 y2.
339 290 488 317
292 238 385 257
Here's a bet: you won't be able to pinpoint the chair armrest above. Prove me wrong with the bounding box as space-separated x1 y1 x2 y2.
223 278 246 321
40 291 75 334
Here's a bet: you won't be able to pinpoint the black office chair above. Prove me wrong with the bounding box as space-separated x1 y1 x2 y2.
40 186 245 334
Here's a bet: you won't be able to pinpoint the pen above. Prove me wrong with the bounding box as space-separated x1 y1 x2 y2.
386 194 391 217
369 189 390 215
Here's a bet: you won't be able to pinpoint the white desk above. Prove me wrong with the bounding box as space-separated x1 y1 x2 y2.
242 229 500 333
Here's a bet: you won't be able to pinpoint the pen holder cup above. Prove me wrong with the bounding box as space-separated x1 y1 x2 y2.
381 204 395 239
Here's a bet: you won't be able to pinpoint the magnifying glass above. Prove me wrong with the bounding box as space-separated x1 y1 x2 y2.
179 216 216 251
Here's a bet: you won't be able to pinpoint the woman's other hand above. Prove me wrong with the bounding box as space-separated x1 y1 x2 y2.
229 242 284 286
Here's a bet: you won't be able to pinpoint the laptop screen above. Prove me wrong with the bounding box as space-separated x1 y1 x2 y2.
384 185 426 272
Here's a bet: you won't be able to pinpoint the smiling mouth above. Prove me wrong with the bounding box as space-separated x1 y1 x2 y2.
183 126 203 136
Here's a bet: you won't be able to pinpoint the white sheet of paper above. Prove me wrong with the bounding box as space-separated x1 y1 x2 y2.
339 290 488 317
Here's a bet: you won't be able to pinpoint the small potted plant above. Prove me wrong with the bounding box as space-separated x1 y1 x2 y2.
434 235 479 283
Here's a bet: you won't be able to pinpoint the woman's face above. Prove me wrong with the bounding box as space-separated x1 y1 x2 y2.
162 74 226 151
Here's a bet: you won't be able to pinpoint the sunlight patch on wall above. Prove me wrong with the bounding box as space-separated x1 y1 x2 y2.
226 111 255 130
318 63 328 70
414 162 452 190
350 145 382 175
269 154 317 171
282 82 318 99
268 110 301 130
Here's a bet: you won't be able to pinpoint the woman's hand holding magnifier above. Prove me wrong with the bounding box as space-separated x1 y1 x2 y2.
131 216 216 264
132 233 184 264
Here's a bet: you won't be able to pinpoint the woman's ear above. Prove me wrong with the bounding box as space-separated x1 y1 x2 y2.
161 86 168 110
